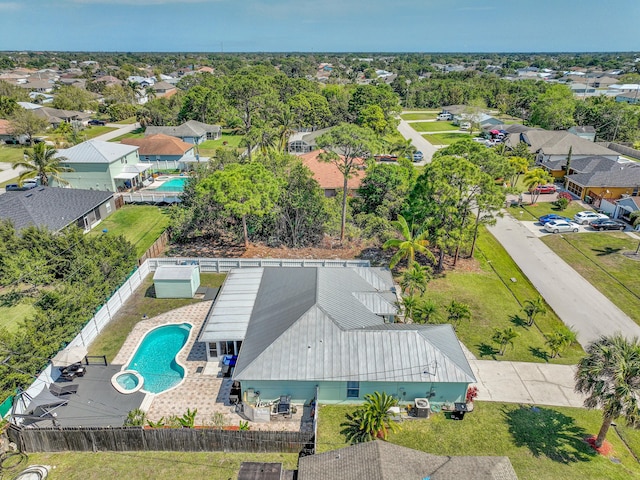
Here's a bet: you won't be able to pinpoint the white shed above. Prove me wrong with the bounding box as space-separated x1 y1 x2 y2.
153 265 200 298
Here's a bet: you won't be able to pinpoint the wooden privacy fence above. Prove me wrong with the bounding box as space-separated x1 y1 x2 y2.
10 425 314 455
138 230 170 265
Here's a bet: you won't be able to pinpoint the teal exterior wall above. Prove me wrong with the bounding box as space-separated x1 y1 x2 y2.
239 380 469 406
154 269 200 298
55 150 141 192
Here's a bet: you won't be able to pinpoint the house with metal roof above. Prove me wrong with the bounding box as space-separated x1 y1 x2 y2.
0 186 115 233
199 267 476 407
53 140 151 192
287 127 332 154
145 120 221 144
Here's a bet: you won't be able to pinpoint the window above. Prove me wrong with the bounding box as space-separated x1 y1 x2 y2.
347 381 360 398
220 341 235 356
105 202 112 214
208 343 218 358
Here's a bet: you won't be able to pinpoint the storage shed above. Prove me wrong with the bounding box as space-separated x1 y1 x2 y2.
153 265 200 298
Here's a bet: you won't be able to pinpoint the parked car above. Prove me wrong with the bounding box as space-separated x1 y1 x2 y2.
437 113 453 121
88 119 107 126
544 220 580 234
5 182 38 191
538 213 572 225
459 122 471 130
413 151 423 162
589 218 627 231
534 185 557 194
573 211 609 225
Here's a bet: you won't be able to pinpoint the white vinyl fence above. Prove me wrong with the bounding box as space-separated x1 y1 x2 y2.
12 257 370 417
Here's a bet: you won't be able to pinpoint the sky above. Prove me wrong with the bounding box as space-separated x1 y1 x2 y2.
1 0 639 53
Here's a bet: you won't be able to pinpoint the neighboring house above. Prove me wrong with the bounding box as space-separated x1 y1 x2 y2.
299 149 365 197
592 76 619 88
600 195 640 224
0 186 115 233
151 81 178 98
616 91 640 104
145 120 221 144
199 267 476 407
121 133 203 170
287 127 332 154
32 106 91 129
17 79 55 93
563 157 640 204
54 140 151 192
568 126 596 142
298 441 518 480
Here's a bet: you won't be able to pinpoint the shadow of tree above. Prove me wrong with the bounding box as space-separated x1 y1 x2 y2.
529 346 550 362
510 314 528 328
592 247 621 256
477 342 499 359
504 405 596 463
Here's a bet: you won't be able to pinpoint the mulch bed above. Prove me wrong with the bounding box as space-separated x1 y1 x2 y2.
585 435 614 456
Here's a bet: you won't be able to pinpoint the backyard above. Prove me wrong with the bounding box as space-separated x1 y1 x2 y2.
541 232 640 325
423 228 584 363
197 133 244 157
90 205 170 257
316 402 640 480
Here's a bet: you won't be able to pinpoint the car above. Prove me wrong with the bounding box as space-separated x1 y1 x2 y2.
437 113 453 121
544 220 580 234
5 182 37 191
459 122 471 130
588 218 627 231
573 211 609 225
534 185 557 194
413 151 423 162
538 213 572 225
88 119 106 126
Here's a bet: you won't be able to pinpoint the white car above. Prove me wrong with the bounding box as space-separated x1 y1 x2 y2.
544 220 580 234
573 211 608 225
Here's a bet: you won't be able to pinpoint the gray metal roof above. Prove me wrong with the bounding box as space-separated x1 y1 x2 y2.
0 186 113 232
153 264 198 281
57 140 138 164
298 441 519 480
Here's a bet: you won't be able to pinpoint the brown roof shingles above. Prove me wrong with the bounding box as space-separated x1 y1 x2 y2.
121 133 194 156
300 149 365 190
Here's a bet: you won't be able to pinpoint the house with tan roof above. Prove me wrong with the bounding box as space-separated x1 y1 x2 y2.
145 120 221 144
121 133 205 170
151 81 178 98
300 149 365 197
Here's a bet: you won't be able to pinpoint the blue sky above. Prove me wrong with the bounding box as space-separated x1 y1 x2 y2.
1 0 639 52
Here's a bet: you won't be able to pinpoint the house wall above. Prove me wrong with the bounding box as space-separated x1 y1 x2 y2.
569 183 639 202
154 279 195 298
239 380 468 406
56 162 114 191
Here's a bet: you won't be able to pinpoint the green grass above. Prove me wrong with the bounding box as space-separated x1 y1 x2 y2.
108 128 145 143
0 300 36 332
316 402 640 480
410 121 458 132
114 117 138 125
423 228 583 363
84 126 118 139
198 134 245 158
0 174 20 189
400 112 438 121
541 232 640 325
423 132 471 145
26 451 298 480
88 273 226 362
511 202 588 222
91 206 170 257
0 144 24 164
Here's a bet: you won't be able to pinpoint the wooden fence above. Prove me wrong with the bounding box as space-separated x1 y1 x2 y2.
9 425 314 455
138 230 170 265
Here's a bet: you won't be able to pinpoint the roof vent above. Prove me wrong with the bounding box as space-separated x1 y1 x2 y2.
24 193 33 197
38 187 45 191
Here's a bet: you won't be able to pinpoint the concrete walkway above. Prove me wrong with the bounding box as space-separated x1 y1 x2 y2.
488 213 640 347
396 118 439 164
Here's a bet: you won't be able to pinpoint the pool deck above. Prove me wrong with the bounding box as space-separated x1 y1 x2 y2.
112 301 310 431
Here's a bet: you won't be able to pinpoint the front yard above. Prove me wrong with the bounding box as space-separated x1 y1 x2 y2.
423 132 471 145
541 232 640 325
400 112 439 121
316 402 640 480
410 121 459 132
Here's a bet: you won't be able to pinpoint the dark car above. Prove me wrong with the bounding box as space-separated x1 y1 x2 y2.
538 213 571 225
5 182 38 191
88 119 107 126
589 218 627 231
534 185 557 194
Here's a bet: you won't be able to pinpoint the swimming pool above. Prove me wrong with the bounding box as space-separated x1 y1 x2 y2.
125 323 192 394
154 177 188 192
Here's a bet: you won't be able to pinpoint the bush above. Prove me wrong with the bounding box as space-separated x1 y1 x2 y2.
553 197 569 210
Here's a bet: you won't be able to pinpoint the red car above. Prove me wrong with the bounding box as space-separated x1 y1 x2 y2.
534 185 557 194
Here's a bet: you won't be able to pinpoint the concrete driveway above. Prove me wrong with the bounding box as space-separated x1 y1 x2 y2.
396 118 439 164
488 213 640 347
93 122 140 142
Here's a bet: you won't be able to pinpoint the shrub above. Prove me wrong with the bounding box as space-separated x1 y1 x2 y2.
553 197 569 210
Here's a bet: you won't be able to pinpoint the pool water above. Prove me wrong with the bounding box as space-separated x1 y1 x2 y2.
116 372 140 390
154 177 188 192
127 323 192 393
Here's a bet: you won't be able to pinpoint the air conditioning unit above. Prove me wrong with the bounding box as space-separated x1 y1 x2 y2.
414 398 430 418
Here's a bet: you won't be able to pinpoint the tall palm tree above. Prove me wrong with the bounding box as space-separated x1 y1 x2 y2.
523 296 546 327
390 138 416 160
12 143 73 186
523 167 553 204
383 215 434 269
399 261 431 296
274 107 296 152
575 335 640 449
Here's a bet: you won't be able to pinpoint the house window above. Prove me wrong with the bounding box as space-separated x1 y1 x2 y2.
220 341 235 356
105 202 112 214
347 381 360 398
208 343 218 358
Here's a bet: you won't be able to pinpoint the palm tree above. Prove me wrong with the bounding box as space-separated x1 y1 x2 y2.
12 143 73 186
390 138 416 160
492 327 519 355
399 261 431 296
415 298 438 324
522 297 546 327
399 295 419 322
446 300 471 330
383 215 434 269
523 168 553 204
341 391 401 443
546 326 577 358
575 335 640 449
274 107 296 152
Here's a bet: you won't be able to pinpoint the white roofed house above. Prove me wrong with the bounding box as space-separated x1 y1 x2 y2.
53 140 151 192
198 267 476 410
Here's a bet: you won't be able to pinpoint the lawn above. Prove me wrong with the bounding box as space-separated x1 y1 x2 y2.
423 132 471 145
410 121 459 133
0 300 36 332
0 144 24 164
541 232 640 325
84 126 118 139
88 273 226 362
423 227 584 363
197 134 245 157
108 127 145 143
114 117 138 125
510 202 588 222
316 402 640 480
400 112 438 121
25 451 298 480
91 205 170 257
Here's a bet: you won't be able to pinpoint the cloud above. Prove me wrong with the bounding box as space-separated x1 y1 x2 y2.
0 2 21 10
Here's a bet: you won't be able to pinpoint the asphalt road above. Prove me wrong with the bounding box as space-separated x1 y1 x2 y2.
488 213 640 348
396 118 439 164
